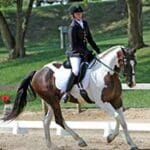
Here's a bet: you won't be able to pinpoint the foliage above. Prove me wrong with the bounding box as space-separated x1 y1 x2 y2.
143 0 150 5
0 0 35 58
0 0 14 8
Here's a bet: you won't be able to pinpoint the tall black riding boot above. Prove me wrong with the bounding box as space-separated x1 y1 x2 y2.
61 73 76 103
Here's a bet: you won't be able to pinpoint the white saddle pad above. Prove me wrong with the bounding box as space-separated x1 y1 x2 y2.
44 63 90 93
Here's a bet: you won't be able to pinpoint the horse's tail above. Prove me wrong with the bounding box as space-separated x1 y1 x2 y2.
3 71 36 121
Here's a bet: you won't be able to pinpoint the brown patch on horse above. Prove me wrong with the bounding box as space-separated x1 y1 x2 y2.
69 95 79 104
31 67 61 101
117 50 124 67
52 62 62 68
31 67 66 128
101 72 122 109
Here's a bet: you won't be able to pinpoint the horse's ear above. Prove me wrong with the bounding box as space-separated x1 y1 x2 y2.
122 47 136 55
121 47 126 55
132 48 136 54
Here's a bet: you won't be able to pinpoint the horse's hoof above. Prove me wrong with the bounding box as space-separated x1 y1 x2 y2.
78 140 88 147
107 134 113 143
130 146 138 150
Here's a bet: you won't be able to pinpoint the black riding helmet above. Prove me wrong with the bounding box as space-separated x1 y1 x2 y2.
69 5 84 15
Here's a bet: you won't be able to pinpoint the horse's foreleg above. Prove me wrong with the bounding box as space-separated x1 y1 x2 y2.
96 102 120 143
43 104 59 150
106 118 120 143
117 107 138 150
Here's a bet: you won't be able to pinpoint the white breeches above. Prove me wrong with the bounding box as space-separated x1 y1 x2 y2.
70 57 81 76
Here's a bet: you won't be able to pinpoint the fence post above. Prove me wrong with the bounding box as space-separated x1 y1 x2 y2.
76 104 82 113
58 26 68 51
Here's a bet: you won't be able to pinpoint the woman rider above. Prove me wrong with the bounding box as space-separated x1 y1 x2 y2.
62 5 101 102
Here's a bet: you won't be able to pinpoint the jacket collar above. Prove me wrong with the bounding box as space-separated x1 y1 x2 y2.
71 19 85 29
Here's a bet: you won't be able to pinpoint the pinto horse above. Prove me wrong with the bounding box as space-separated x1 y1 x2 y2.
3 46 137 150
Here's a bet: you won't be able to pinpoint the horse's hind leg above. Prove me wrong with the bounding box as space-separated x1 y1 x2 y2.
43 104 60 150
52 102 87 147
62 121 87 147
117 107 138 150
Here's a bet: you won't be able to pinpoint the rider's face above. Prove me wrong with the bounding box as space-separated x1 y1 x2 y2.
73 12 83 20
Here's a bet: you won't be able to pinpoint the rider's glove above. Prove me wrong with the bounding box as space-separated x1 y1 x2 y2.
95 47 101 54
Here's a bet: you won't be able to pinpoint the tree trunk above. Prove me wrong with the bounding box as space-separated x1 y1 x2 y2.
0 0 34 59
126 0 145 49
21 0 34 57
0 11 15 58
15 0 24 58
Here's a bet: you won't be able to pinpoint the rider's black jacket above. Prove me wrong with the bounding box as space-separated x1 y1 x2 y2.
66 19 100 59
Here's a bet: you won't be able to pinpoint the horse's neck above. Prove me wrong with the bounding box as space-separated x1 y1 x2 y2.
103 54 118 70
96 51 119 74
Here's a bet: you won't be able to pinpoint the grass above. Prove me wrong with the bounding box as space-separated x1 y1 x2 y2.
0 2 150 110
123 90 150 108
0 49 64 85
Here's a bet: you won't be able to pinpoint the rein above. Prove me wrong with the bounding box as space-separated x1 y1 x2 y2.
95 56 120 75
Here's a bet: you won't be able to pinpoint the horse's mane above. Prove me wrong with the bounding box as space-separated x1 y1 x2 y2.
98 45 124 59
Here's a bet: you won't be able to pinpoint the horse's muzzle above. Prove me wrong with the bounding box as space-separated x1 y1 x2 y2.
128 82 136 88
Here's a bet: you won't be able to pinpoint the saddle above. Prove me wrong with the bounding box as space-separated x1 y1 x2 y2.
63 60 89 83
63 60 94 103
62 50 95 82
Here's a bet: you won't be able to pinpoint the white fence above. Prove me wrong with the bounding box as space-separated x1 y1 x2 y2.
0 120 150 137
122 83 150 90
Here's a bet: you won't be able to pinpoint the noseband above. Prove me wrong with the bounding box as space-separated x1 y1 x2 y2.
122 53 136 77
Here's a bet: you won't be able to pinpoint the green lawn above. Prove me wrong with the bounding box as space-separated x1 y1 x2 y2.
0 2 150 110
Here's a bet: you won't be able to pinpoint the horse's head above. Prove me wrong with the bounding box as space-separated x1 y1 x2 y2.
120 47 137 87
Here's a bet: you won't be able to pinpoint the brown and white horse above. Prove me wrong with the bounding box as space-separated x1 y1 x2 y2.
3 46 137 150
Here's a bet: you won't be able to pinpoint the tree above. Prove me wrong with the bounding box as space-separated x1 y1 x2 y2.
0 11 15 57
0 0 34 59
126 0 145 49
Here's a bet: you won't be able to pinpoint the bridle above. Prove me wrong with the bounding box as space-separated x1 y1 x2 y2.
122 50 136 77
94 48 136 79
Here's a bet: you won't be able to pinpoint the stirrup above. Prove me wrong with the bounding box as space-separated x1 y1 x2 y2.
61 93 70 103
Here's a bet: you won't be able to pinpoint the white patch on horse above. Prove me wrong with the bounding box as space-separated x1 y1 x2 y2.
44 63 91 98
130 60 136 86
